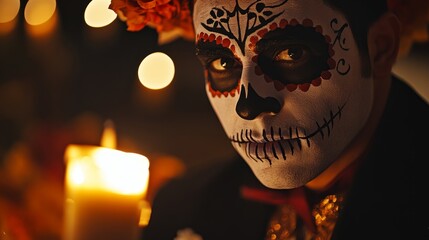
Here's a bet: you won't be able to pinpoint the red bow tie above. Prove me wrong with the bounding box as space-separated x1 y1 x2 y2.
241 185 317 233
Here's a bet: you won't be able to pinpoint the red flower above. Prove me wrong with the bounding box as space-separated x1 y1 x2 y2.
109 0 194 42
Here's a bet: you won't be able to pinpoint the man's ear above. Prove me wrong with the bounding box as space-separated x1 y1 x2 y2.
367 12 401 79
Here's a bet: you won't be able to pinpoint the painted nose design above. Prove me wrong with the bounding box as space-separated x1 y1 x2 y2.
236 84 281 120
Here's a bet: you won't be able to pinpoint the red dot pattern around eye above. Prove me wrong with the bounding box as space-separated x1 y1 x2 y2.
197 32 240 98
250 18 337 92
197 32 238 55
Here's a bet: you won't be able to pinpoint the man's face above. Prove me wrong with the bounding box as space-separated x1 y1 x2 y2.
193 0 374 189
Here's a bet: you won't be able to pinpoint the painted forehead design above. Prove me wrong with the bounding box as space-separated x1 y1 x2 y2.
200 0 289 55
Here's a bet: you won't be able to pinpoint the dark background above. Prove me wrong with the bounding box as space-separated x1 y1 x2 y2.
0 0 428 172
0 0 238 174
0 2 427 239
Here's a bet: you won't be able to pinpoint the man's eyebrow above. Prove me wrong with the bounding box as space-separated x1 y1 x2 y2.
258 30 312 45
195 41 234 58
257 27 327 52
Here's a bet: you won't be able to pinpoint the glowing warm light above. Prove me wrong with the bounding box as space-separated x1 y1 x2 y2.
25 10 57 37
68 158 86 185
100 119 116 149
95 150 149 195
65 123 150 195
84 0 117 28
63 122 151 239
24 0 56 26
138 52 175 90
0 19 17 35
0 0 20 23
66 145 150 195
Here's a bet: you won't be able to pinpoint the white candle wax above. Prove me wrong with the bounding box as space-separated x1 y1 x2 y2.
63 144 150 240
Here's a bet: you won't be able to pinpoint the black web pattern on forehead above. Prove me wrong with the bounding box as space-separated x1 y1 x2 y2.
200 0 289 55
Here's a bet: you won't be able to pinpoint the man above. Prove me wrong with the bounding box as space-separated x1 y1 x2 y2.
110 0 429 239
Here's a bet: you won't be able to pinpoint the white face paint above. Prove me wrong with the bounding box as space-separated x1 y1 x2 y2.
194 0 374 189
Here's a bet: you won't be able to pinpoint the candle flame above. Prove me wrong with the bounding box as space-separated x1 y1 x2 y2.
101 119 116 149
64 119 150 196
65 145 150 195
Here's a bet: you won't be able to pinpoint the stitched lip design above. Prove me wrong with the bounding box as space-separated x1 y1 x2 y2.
230 103 345 165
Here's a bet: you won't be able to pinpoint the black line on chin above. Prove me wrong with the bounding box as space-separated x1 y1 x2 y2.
323 118 331 136
304 129 310 147
249 129 257 142
287 140 294 155
295 128 302 150
316 121 325 139
262 129 269 142
255 144 263 162
278 141 286 160
270 126 275 141
272 143 279 159
245 129 251 142
263 143 272 165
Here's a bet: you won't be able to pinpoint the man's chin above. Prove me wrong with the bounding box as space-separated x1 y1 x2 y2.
248 163 310 190
256 175 305 190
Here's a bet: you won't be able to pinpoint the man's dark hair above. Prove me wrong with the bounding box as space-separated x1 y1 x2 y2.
324 0 389 76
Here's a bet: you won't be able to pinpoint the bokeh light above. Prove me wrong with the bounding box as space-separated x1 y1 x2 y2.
138 52 175 90
84 0 117 28
0 0 20 23
25 10 57 37
24 0 56 26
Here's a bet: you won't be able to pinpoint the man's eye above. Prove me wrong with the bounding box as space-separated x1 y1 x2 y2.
205 56 242 93
255 24 331 85
275 46 306 62
210 57 238 71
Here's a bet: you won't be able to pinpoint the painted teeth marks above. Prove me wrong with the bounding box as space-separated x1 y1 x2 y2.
278 128 287 159
272 143 279 160
197 32 240 98
262 129 269 142
323 118 331 136
241 139 291 164
277 141 286 160
231 103 345 165
246 129 251 142
295 128 302 150
251 18 336 92
304 129 310 148
270 126 275 141
316 121 325 139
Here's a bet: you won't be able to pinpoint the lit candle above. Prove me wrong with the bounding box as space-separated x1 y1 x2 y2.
63 122 150 240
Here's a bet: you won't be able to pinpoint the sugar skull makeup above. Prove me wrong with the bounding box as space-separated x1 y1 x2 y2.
194 0 374 189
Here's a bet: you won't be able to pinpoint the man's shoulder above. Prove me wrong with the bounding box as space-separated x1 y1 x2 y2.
382 75 429 139
390 75 429 119
142 155 254 239
155 155 248 198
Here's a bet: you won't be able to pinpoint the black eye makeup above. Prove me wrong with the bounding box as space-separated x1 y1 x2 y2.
255 23 333 87
196 40 242 95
